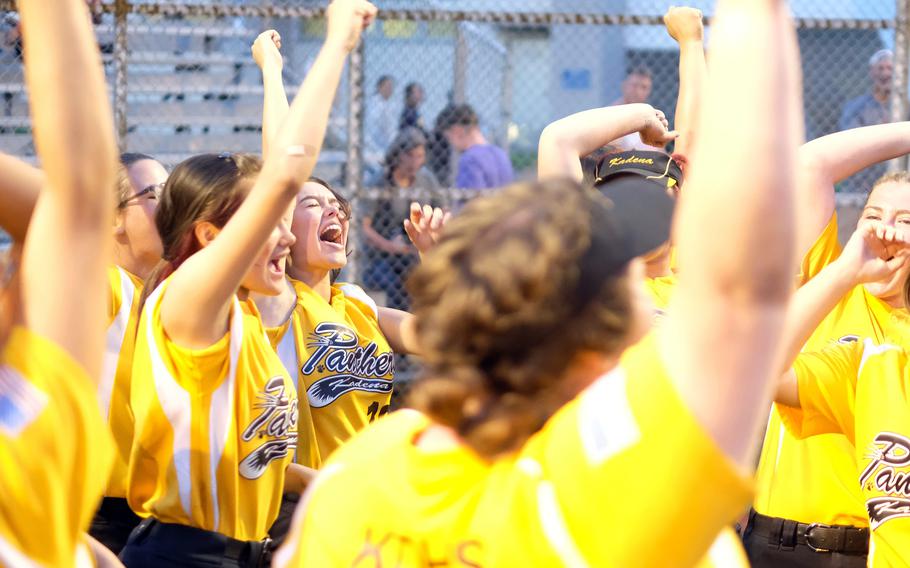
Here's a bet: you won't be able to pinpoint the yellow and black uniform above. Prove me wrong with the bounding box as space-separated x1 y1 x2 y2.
121 278 298 567
89 266 145 553
0 327 115 567
266 278 395 470
748 214 880 566
780 313 910 567
274 337 752 568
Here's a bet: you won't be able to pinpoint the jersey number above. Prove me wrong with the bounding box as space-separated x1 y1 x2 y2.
367 401 391 422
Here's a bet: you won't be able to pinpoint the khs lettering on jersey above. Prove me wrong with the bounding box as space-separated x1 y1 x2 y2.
860 432 910 528
239 376 298 480
303 322 394 408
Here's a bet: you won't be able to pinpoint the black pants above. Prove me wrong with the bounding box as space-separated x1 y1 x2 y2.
119 519 271 568
89 497 143 555
742 511 868 568
267 492 301 549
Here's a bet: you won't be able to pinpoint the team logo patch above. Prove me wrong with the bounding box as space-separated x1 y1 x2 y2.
861 432 910 528
239 376 298 480
0 366 48 437
301 322 394 408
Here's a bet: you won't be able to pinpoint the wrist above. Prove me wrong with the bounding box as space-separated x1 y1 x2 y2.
322 38 353 56
827 258 862 288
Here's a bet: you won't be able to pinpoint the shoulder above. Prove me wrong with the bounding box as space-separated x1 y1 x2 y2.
337 282 380 321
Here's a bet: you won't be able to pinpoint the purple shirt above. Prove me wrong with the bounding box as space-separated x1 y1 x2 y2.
455 144 514 190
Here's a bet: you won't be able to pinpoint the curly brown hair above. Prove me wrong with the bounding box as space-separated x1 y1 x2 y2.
406 178 636 458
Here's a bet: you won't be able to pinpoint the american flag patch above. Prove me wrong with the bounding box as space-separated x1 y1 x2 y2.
0 365 48 437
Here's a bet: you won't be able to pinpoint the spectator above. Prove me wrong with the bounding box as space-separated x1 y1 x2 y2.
436 103 514 192
609 65 659 151
427 114 454 188
838 49 895 192
364 75 399 180
399 82 427 133
362 128 439 310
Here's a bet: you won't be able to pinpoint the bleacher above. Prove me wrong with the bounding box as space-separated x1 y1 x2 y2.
0 14 348 179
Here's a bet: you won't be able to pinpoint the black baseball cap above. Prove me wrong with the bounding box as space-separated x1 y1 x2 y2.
574 176 675 308
595 150 683 190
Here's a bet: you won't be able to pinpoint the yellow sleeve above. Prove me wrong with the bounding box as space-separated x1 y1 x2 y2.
797 212 841 286
539 336 753 568
0 327 114 566
779 340 862 444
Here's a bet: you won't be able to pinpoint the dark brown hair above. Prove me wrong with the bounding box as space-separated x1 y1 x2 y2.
406 178 635 458
140 153 261 306
435 103 479 132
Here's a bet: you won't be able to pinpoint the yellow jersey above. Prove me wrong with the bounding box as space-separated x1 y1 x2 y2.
781 315 910 567
127 279 299 541
0 327 114 567
642 269 745 568
754 213 892 526
101 265 143 498
274 337 752 568
266 279 395 470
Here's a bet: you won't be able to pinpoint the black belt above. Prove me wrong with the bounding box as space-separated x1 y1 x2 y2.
748 510 869 554
97 497 141 524
134 519 273 568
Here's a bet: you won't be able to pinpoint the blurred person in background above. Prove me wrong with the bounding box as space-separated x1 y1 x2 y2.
838 49 895 193
399 81 427 134
365 74 399 181
436 103 514 194
363 127 440 310
609 65 658 151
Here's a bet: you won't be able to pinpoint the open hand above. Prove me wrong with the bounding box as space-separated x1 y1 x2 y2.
404 202 450 256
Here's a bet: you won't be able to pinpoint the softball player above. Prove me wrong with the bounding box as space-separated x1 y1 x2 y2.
747 137 910 567
0 0 118 565
770 220 910 567
275 0 803 565
119 2 377 566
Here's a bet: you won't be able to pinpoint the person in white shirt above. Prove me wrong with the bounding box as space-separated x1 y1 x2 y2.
365 75 399 179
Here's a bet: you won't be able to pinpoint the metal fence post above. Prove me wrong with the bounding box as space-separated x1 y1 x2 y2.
346 40 366 283
891 0 910 172
113 0 130 153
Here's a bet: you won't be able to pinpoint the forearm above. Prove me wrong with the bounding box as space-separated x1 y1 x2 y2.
19 0 116 202
675 1 799 300
537 104 654 181
673 40 707 159
263 41 349 189
800 121 910 184
0 154 42 241
260 65 290 161
378 307 420 355
779 260 854 372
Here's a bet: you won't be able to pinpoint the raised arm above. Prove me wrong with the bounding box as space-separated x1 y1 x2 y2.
664 6 706 161
18 0 117 379
795 121 910 256
0 153 42 242
252 30 290 161
536 104 676 181
662 0 802 467
161 0 377 347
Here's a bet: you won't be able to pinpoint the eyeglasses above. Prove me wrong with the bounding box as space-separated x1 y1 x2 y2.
118 182 164 208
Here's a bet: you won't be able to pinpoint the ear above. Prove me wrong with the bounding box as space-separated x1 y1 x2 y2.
194 221 221 248
112 209 126 236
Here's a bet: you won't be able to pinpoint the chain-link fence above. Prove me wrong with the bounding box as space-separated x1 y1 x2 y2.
0 0 908 377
